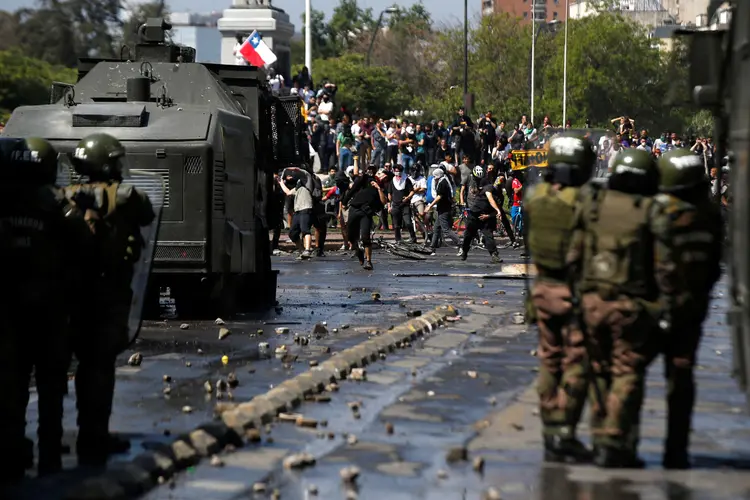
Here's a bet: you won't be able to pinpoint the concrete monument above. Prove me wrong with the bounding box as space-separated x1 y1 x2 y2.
218 0 294 80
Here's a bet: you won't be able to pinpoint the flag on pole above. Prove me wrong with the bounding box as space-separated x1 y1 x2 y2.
238 30 278 67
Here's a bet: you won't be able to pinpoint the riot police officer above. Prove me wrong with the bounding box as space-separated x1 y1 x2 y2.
566 148 674 468
525 134 595 463
0 137 90 480
65 133 156 466
655 149 722 469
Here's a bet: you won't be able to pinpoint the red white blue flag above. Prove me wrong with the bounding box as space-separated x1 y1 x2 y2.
239 30 278 67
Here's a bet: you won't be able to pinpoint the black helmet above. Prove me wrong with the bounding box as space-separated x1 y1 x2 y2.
608 148 659 196
546 134 596 187
72 133 127 181
2 137 58 185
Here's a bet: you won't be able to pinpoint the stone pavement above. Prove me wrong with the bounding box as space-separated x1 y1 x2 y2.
142 276 750 500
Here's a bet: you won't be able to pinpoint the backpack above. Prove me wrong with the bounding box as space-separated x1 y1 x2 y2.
306 172 323 202
425 175 435 203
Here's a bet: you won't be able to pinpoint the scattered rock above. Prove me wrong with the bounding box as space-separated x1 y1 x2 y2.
252 482 267 493
445 446 468 462
185 361 192 368
347 434 358 445
283 453 316 469
197 348 204 355
218 327 232 340
532 408 539 416
255 329 264 336
352 411 361 420
332 328 339 333
216 379 228 392
385 422 394 435
275 327 289 335
350 368 366 381
406 310 422 317
271 489 281 500
312 323 328 335
179 323 189 330
341 324 350 330
511 423 524 431
465 300 475 305
279 412 303 423
127 353 143 367
275 345 288 356
347 401 361 411
309 360 319 367
319 419 328 427
427 391 435 397
209 455 224 467
437 469 448 479
489 397 497 406
227 372 239 388
478 283 484 288
371 292 381 301
327 432 335 440
246 429 262 443
307 394 330 403
162 375 172 383
308 484 318 496
326 383 339 392
411 369 417 377
214 318 226 326
446 316 461 322
296 417 319 428
379 353 387 360
182 405 193 414
203 381 213 393
482 487 502 500
473 456 485 474
162 386 171 396
340 465 360 484
511 313 525 324
467 370 478 379
496 290 506 295
530 349 538 357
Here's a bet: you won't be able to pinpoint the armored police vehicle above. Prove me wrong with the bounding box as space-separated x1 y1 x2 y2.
2 18 309 316
679 0 749 408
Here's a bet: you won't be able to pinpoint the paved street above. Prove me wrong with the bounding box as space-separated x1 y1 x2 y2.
8 243 750 500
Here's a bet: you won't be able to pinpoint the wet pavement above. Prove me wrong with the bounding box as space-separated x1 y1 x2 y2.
10 244 750 500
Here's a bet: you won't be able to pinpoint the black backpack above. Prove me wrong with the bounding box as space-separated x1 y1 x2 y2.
305 172 323 202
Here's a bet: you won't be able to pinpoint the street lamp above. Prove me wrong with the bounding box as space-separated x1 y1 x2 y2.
367 6 399 66
304 0 312 76
562 0 569 126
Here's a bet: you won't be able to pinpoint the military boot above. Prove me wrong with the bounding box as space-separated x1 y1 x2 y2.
663 451 690 470
544 435 593 464
593 445 645 469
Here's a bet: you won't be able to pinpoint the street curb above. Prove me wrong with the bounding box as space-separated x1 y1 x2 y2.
63 304 458 500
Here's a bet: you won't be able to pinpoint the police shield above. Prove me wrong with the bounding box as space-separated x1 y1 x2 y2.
124 168 164 343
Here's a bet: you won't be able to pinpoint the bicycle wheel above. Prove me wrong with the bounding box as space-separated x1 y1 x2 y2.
389 247 427 260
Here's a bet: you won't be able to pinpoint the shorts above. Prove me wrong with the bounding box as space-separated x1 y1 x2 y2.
341 205 350 224
290 209 313 242
411 200 426 216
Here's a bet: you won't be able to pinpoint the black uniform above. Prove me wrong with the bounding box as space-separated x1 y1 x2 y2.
0 183 90 479
343 174 384 250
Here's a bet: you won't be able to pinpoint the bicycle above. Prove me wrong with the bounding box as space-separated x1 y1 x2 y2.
372 237 427 260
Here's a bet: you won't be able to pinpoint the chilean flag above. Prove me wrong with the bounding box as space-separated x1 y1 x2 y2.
239 30 277 67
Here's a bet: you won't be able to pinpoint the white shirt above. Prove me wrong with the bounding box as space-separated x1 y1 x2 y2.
351 123 361 139
233 43 248 66
410 176 427 203
387 127 399 146
318 100 333 116
269 74 284 92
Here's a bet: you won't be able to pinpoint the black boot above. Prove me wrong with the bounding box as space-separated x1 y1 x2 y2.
663 450 690 470
23 437 33 470
107 434 131 455
593 445 645 469
544 435 593 464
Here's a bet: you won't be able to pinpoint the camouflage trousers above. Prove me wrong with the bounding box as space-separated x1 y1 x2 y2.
532 281 588 437
582 293 656 450
646 304 708 463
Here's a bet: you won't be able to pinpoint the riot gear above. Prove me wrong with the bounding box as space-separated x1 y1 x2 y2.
2 137 58 185
658 149 708 192
607 148 659 196
546 134 596 187
71 133 127 181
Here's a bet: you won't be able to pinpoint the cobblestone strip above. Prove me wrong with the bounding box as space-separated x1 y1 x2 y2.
64 305 458 500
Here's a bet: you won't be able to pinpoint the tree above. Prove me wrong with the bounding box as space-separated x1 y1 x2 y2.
304 54 411 117
327 0 374 55
387 3 431 33
299 8 336 60
0 49 77 121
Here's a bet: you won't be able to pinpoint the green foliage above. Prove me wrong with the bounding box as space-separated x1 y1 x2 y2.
328 0 374 55
685 109 714 137
0 49 77 121
309 54 410 117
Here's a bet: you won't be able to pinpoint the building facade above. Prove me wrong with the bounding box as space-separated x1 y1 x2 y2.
170 12 223 64
481 0 569 24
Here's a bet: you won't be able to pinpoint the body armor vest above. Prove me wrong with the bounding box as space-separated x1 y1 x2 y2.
580 189 658 299
656 193 722 298
527 183 579 279
65 182 144 277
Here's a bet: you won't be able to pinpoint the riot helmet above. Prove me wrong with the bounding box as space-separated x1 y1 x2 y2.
72 133 127 181
607 148 659 196
3 137 58 185
545 134 596 187
657 149 707 193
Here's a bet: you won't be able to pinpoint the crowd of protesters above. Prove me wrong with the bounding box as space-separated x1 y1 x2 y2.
270 95 730 266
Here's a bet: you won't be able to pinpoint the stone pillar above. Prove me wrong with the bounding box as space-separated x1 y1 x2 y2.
218 3 294 82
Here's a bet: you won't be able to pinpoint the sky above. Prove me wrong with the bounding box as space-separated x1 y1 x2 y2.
2 0 481 30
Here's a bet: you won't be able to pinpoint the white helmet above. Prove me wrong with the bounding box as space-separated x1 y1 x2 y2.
472 165 484 178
